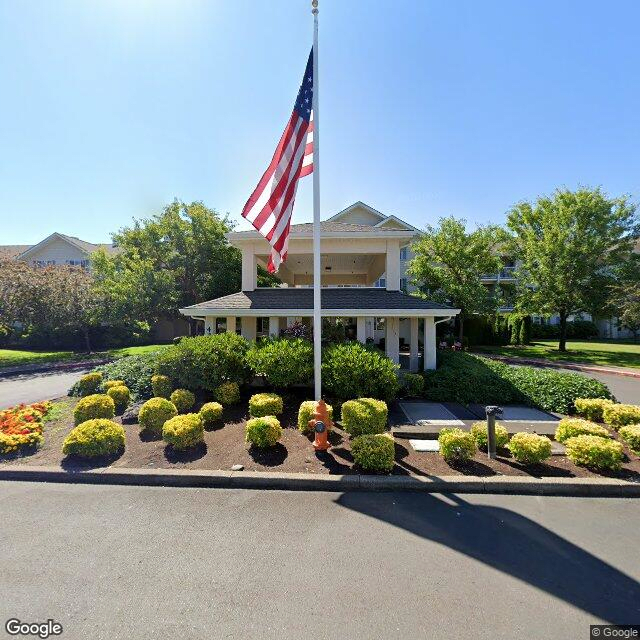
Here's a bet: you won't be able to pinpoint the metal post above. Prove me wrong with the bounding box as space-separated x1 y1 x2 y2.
485 405 503 460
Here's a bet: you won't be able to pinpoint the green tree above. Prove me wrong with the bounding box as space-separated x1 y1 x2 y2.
507 187 638 351
408 217 505 341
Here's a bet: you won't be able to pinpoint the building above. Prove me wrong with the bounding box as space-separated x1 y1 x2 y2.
179 202 460 371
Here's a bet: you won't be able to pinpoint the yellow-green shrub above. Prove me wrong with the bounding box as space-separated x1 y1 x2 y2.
341 398 388 437
438 428 476 462
78 372 103 396
214 381 240 405
297 400 334 433
470 421 509 449
555 417 611 443
162 413 204 450
245 416 282 448
151 374 172 399
107 385 130 412
602 404 640 429
249 393 283 418
199 402 223 428
574 398 615 422
619 424 640 453
351 433 395 473
170 389 196 414
62 419 125 458
138 397 178 434
565 435 624 471
73 394 115 426
508 432 552 465
103 379 125 391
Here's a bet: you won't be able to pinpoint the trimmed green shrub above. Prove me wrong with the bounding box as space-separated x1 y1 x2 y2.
162 413 204 450
249 393 283 418
602 404 640 429
619 424 640 453
107 385 130 413
151 374 172 399
138 397 178 435
507 433 552 465
170 389 196 414
470 421 509 449
438 428 476 462
214 381 240 405
62 419 125 458
73 394 115 426
565 435 624 471
156 333 250 393
103 379 125 391
402 373 425 397
78 372 103 396
574 398 615 422
555 418 611 444
297 400 334 433
247 337 313 388
351 433 395 473
199 402 223 428
245 416 282 448
94 352 160 400
322 342 399 402
341 398 388 437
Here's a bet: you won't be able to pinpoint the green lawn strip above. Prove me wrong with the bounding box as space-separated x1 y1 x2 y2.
473 340 640 369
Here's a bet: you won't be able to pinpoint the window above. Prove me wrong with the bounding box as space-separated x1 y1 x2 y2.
400 247 408 260
374 317 385 331
400 278 407 292
256 317 269 335
46 260 56 265
374 278 386 288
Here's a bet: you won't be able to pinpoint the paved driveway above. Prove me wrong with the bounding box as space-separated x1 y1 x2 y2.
555 368 640 404
0 368 90 409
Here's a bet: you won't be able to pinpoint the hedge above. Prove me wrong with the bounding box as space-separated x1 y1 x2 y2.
574 398 615 422
555 418 611 444
247 337 313 388
107 385 130 413
602 404 640 429
73 394 115 426
138 397 178 435
162 413 204 450
245 416 282 448
470 421 509 449
249 393 283 418
78 372 103 397
341 398 388 437
170 389 196 414
351 433 395 473
199 402 223 428
565 435 624 471
62 419 125 458
91 352 159 400
508 433 552 465
438 428 476 462
619 425 640 453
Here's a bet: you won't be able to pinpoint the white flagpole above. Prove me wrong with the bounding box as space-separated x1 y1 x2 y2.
311 0 322 400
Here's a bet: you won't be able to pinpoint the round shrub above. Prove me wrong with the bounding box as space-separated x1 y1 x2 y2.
78 372 103 397
574 398 615 422
138 397 178 434
619 424 640 453
565 435 624 471
245 416 282 448
297 400 334 433
103 379 125 391
215 381 240 406
170 389 196 414
470 421 509 449
438 428 476 463
351 433 395 473
602 404 640 429
249 393 283 418
507 433 552 465
151 374 172 399
555 418 611 444
62 419 125 458
340 398 388 437
107 385 130 413
247 337 313 388
94 352 160 400
199 402 223 428
162 413 204 450
402 373 425 397
322 342 400 402
73 394 115 426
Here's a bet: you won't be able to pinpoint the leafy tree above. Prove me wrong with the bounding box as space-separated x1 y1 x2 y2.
408 217 505 341
507 187 638 351
612 282 640 339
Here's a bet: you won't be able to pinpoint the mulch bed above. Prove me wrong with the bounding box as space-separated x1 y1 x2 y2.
2 393 640 480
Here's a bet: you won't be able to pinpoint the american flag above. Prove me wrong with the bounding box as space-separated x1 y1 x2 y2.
241 48 314 273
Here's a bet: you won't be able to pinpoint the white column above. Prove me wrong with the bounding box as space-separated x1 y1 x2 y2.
269 316 280 337
424 317 437 370
409 317 419 372
356 316 366 343
386 316 400 364
241 316 256 341
204 317 216 336
241 247 257 291
385 240 401 291
225 316 236 334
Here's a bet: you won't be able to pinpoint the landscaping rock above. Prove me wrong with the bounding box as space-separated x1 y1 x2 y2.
121 402 143 424
231 464 244 471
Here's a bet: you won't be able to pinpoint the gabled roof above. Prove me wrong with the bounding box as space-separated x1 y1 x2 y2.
327 201 419 232
12 232 117 260
0 245 31 260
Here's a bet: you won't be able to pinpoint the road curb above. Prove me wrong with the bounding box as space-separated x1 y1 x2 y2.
0 465 638 497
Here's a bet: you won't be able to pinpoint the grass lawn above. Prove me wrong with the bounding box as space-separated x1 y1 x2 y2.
474 339 640 369
0 343 169 369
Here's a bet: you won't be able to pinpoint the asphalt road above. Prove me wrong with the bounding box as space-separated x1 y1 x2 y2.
1 482 639 640
0 368 90 409
556 368 639 404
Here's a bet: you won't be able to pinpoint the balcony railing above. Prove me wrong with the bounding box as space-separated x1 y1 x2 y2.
481 266 517 281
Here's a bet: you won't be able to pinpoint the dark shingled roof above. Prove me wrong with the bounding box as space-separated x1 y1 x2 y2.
183 288 453 312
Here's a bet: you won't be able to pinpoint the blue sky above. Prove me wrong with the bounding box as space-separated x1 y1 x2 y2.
1 0 639 244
